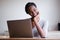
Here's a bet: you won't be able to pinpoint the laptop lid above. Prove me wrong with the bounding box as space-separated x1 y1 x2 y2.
7 18 33 38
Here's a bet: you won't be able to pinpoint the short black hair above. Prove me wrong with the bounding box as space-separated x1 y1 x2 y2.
25 2 37 14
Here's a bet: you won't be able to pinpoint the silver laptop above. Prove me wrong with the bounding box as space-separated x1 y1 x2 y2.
7 18 33 38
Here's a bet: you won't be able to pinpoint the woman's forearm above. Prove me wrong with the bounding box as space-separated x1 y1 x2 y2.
34 21 46 38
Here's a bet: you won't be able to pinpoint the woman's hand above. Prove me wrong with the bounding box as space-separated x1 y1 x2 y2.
32 12 40 27
34 13 40 23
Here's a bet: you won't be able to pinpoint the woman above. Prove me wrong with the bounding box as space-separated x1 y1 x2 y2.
25 2 46 38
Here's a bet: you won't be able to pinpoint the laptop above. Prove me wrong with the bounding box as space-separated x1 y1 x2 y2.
7 18 33 38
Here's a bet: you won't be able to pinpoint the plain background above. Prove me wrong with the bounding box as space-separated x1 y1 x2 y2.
0 0 60 33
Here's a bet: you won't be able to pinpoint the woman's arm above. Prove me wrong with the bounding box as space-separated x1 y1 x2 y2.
33 14 46 38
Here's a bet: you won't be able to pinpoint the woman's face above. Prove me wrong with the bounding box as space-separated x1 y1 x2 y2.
28 5 39 17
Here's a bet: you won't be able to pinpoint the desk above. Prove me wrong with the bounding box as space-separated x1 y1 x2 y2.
0 36 60 40
0 31 60 40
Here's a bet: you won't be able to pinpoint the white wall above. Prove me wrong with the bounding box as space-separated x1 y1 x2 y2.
38 0 59 31
58 0 60 23
0 0 60 33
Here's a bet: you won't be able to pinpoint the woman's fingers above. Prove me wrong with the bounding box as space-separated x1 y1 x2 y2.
36 13 40 20
34 14 40 22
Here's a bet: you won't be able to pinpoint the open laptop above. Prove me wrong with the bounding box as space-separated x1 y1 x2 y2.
7 18 33 38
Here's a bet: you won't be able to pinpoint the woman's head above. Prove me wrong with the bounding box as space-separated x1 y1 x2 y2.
25 2 39 17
